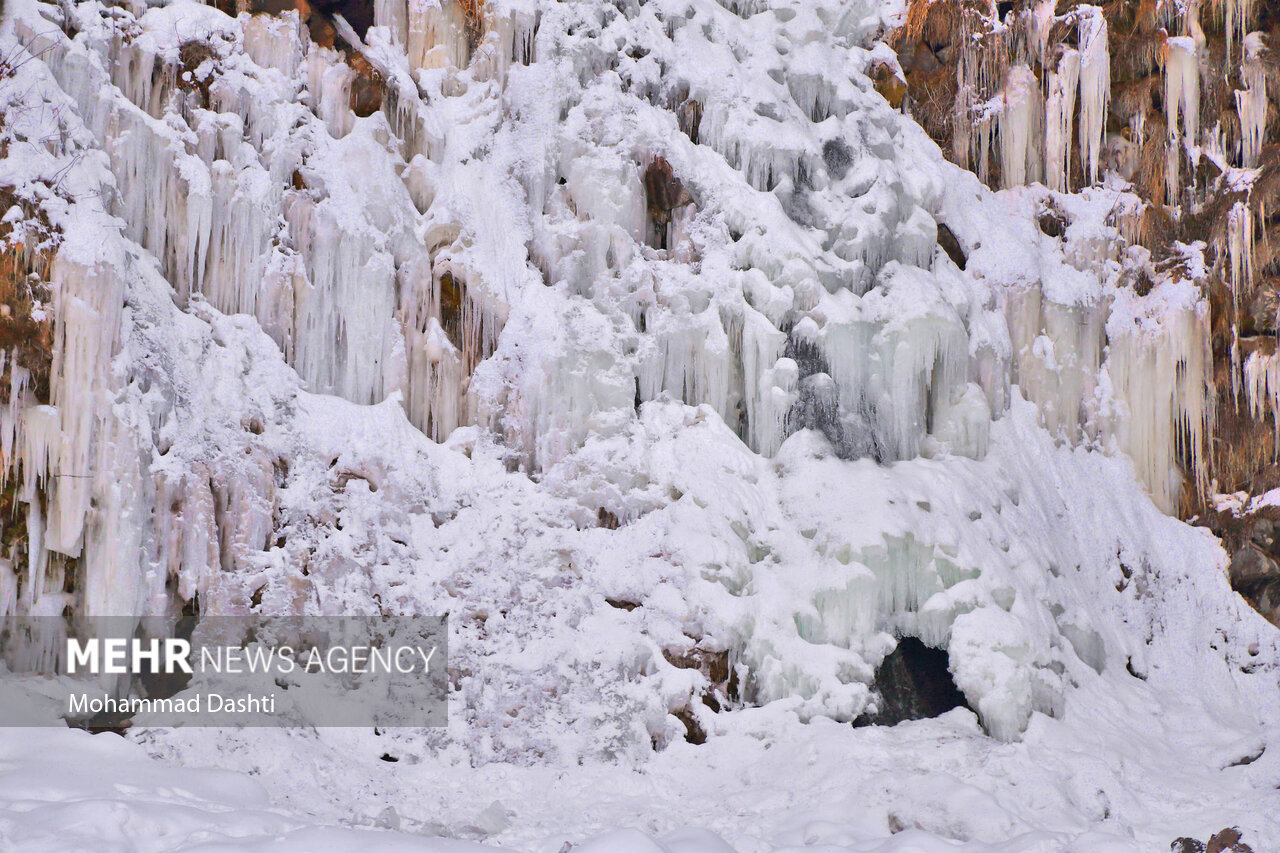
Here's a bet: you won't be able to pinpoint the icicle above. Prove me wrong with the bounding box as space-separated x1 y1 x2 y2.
310 54 355 138
0 354 32 490
1030 0 1057 60
738 308 789 455
1244 347 1280 449
406 0 471 72
1228 202 1255 316
636 309 734 426
19 406 59 503
1106 300 1213 513
198 156 282 319
1077 7 1111 187
375 0 410 47
1164 36 1200 204
290 206 398 404
1223 0 1256 62
1005 289 1108 443
933 383 992 459
44 259 123 556
999 65 1042 189
1235 33 1267 168
80 418 152 622
243 11 307 78
1226 201 1255 393
1045 49 1080 193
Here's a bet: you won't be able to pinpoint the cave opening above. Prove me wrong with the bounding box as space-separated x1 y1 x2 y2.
857 637 971 726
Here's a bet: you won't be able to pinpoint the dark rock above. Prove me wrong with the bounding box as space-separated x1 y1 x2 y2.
249 0 298 13
822 138 853 179
643 157 693 249
672 705 706 745
1229 544 1280 588
312 0 374 40
936 223 967 270
859 637 971 726
348 52 384 117
1037 207 1067 238
1171 840 1205 853
1206 827 1252 853
871 61 906 109
677 99 702 144
643 157 692 221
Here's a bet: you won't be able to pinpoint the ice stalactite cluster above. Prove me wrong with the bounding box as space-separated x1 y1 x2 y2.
913 0 1280 504
0 0 1274 764
1244 346 1280 445
1236 32 1267 169
999 64 1042 189
1163 35 1199 205
953 4 1111 194
1106 286 1215 508
1076 7 1110 187
1044 48 1080 194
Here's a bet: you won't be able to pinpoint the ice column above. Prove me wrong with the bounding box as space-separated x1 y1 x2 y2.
1235 33 1267 168
999 65 1042 189
1164 37 1200 204
1045 49 1081 192
1077 7 1111 187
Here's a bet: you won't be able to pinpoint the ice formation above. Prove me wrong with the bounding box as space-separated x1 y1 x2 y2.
1163 35 1200 205
0 0 1277 847
1044 48 1080 194
1075 6 1110 187
954 4 1112 194
0 0 1256 717
1236 31 1267 169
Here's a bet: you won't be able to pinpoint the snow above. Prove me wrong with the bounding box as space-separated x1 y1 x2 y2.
0 0 1276 850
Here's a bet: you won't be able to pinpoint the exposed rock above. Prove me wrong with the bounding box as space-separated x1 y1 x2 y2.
672 706 706 745
311 0 373 40
858 637 971 726
643 156 693 249
643 157 692 223
348 51 384 116
1037 206 1067 239
1206 827 1253 853
1229 544 1280 589
1197 505 1280 627
936 222 966 270
871 59 906 109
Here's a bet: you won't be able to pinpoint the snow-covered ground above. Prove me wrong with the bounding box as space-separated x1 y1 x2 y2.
0 0 1277 849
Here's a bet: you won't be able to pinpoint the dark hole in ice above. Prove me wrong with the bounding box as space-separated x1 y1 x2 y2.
135 596 200 703
858 637 970 726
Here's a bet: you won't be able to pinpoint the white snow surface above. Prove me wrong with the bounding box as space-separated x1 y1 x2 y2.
0 0 1276 850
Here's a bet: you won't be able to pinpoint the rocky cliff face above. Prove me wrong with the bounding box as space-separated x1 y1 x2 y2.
890 0 1280 622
